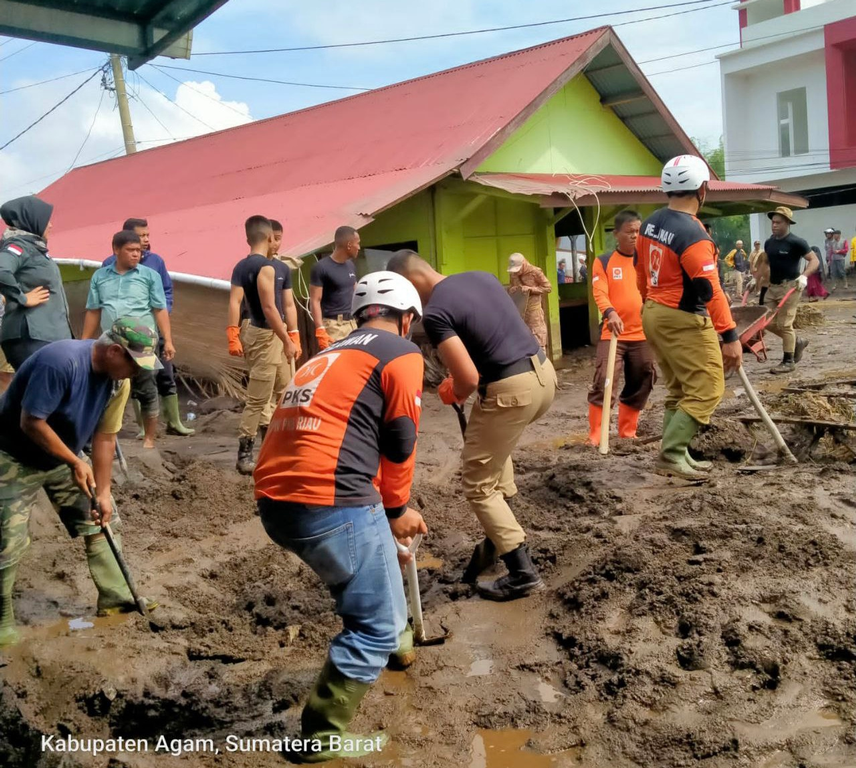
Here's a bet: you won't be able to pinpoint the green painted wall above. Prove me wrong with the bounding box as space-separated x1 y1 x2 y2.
476 75 663 176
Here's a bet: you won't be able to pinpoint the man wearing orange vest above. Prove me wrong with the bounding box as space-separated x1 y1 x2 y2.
636 155 742 479
588 210 656 443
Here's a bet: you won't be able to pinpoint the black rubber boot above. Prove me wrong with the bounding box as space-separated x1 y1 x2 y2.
770 354 795 375
236 437 255 475
793 337 809 364
476 544 544 602
461 538 497 584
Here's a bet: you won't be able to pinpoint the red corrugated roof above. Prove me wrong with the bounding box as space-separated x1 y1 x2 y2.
470 173 809 209
40 28 612 280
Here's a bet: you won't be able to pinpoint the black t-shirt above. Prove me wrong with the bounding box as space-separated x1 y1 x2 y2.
310 256 357 318
231 255 291 328
422 272 540 382
764 233 810 285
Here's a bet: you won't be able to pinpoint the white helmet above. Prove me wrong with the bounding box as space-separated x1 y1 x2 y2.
661 155 710 193
352 270 422 321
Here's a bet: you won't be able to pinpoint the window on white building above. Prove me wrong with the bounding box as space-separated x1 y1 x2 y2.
777 88 809 158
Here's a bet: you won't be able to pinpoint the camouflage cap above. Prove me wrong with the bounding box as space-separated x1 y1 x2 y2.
107 318 162 370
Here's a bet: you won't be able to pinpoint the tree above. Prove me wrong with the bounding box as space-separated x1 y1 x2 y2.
693 136 750 259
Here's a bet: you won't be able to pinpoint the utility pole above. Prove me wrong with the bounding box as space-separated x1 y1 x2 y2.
110 54 137 155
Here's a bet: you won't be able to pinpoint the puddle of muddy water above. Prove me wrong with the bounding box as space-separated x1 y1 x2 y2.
733 706 843 744
536 680 563 704
469 730 568 768
467 658 494 677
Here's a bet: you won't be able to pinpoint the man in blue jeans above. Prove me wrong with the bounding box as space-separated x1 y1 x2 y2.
254 271 427 763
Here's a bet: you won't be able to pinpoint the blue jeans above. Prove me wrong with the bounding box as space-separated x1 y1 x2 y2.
258 499 406 684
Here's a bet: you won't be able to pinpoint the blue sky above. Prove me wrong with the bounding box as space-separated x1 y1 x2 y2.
0 0 739 200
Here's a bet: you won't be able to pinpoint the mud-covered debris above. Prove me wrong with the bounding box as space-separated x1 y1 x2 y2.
794 303 825 329
770 392 853 423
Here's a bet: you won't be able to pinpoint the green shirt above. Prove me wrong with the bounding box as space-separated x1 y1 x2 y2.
86 263 167 333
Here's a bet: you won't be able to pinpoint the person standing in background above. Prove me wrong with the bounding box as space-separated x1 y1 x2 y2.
310 226 359 351
557 259 567 285
805 246 829 302
103 218 194 437
0 196 72 371
507 253 552 350
823 228 835 278
829 230 849 291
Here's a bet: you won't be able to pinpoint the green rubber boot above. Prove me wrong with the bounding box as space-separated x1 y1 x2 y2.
292 659 388 763
162 394 195 436
388 623 416 669
85 534 158 617
0 563 20 648
663 409 711 472
656 410 707 480
131 398 145 439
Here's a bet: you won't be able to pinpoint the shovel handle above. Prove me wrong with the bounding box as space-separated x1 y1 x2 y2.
90 494 149 618
599 333 620 455
736 366 798 465
395 536 425 642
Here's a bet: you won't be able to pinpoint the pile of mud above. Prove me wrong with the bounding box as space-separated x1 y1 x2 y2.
794 303 825 329
770 392 853 423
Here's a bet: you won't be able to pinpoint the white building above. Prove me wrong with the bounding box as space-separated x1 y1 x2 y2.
719 0 856 248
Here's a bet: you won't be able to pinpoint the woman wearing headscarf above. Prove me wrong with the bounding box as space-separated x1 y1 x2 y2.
0 195 72 370
805 246 829 301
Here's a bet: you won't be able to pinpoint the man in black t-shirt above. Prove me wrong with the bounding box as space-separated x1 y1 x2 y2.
389 250 557 602
310 226 359 350
757 207 819 374
226 216 299 474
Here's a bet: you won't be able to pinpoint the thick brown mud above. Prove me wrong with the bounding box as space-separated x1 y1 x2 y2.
1 298 855 768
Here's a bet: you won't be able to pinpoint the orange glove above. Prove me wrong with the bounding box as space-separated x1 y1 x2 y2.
288 330 302 359
226 326 243 357
438 377 462 405
315 326 332 350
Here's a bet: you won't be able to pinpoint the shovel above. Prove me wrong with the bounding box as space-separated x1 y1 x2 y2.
736 365 798 465
395 534 447 646
90 493 150 620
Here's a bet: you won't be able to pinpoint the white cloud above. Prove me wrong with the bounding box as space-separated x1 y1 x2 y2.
0 71 252 201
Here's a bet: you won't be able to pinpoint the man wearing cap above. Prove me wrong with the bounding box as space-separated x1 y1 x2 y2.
757 207 819 374
823 228 836 278
507 253 552 350
0 319 159 646
83 230 176 449
829 229 849 291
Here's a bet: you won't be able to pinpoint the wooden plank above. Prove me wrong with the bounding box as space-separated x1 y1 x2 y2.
785 379 856 390
783 388 856 398
737 415 856 431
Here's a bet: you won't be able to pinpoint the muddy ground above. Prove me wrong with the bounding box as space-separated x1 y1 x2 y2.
2 297 855 768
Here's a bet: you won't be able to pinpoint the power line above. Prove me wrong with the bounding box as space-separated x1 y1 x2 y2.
193 0 724 56
0 67 105 152
133 91 177 139
0 68 101 96
0 40 36 62
67 79 106 172
133 70 217 131
153 63 371 92
148 65 249 117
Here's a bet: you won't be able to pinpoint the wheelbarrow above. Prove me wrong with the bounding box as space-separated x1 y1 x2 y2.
729 288 796 363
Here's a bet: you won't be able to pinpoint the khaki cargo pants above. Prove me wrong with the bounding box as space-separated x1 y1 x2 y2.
763 280 802 355
0 451 121 570
322 316 357 342
461 356 557 556
240 324 293 439
642 300 724 425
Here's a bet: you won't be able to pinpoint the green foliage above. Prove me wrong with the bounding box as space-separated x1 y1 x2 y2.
693 135 750 259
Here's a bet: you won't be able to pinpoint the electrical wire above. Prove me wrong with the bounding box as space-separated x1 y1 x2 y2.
147 65 249 117
133 70 217 131
133 91 177 139
193 0 724 56
152 64 371 92
66 78 106 172
0 40 36 62
0 68 99 96
0 67 105 152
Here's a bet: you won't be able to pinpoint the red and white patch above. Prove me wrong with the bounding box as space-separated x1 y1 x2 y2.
415 390 422 408
4 245 23 256
612 267 623 280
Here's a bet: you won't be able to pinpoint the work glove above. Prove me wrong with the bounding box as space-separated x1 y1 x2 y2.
226 326 243 357
438 377 463 405
288 330 302 359
795 274 808 291
315 327 332 350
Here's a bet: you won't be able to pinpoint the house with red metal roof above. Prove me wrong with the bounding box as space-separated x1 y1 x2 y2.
43 26 806 371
